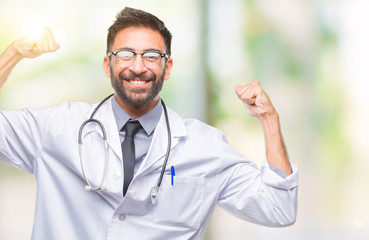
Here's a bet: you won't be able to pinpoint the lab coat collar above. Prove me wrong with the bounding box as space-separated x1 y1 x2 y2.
111 95 163 136
135 105 187 176
81 96 188 166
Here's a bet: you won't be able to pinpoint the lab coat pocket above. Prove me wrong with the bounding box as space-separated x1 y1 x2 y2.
154 175 205 229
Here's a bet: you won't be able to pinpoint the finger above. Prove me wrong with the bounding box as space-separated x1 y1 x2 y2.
245 81 263 104
39 27 53 51
235 84 250 99
45 27 60 51
36 27 60 52
235 81 259 105
235 80 260 97
235 84 252 104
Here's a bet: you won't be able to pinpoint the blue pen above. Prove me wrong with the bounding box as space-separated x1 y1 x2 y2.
171 166 175 186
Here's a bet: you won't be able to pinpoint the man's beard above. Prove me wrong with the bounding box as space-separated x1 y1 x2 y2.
110 67 165 107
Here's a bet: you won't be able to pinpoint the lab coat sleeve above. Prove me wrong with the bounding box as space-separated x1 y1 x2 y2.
0 103 75 174
216 131 298 227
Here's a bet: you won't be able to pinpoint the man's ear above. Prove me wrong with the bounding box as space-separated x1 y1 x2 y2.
103 56 111 78
163 58 173 81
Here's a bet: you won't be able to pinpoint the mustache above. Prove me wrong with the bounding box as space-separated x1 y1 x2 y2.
119 72 156 82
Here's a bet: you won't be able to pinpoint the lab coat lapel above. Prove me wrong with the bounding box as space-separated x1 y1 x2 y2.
136 107 187 176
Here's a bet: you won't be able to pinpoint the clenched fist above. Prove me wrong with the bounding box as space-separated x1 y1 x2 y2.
12 27 60 59
235 80 276 119
0 27 60 87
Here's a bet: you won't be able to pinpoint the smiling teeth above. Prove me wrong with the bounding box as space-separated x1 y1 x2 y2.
130 80 146 85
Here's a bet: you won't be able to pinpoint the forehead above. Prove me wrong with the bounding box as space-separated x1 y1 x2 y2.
112 27 165 51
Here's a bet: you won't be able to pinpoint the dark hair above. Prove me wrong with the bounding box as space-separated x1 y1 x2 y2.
106 7 172 56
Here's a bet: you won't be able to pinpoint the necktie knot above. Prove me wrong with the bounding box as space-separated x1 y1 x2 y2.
124 121 142 137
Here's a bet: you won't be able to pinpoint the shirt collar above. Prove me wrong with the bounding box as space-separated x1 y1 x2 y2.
111 95 163 136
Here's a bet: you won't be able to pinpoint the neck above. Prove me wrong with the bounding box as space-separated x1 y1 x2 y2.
115 95 159 118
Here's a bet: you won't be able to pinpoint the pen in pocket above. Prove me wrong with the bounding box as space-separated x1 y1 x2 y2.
171 166 175 186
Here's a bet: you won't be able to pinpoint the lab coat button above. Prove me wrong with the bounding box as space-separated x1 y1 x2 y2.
114 171 122 179
118 213 126 221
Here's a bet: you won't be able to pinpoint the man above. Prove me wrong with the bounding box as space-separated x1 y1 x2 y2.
0 7 298 240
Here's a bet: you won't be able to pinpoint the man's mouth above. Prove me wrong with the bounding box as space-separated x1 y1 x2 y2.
126 79 150 86
119 72 156 87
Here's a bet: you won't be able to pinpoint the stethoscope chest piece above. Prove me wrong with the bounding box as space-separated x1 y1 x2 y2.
150 186 159 205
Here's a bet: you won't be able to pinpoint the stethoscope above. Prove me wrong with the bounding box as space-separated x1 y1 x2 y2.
78 94 171 204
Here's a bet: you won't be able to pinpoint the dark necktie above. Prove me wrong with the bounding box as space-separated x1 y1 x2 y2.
121 120 142 196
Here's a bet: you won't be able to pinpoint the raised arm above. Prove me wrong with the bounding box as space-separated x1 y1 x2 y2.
235 80 292 175
0 27 60 88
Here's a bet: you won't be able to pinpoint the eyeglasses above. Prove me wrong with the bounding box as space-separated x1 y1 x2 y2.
108 49 169 68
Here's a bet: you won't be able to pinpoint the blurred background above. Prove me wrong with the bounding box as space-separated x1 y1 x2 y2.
1 0 369 239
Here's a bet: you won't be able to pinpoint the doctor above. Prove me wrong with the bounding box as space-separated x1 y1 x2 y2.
0 7 298 240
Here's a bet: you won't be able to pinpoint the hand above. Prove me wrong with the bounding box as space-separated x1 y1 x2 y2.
11 27 60 59
235 80 276 119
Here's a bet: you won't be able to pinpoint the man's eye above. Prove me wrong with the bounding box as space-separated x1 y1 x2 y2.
143 52 160 59
117 51 134 58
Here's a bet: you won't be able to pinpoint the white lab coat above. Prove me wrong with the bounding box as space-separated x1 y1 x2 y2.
0 98 298 240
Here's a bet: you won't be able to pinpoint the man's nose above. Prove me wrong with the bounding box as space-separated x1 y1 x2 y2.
129 54 147 73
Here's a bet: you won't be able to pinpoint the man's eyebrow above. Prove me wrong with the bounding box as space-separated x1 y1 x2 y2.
115 47 134 51
143 48 162 52
115 47 163 52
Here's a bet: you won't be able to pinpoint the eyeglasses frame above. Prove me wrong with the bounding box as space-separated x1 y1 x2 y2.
107 49 169 67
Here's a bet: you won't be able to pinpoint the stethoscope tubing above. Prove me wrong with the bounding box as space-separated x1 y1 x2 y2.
78 94 171 204
78 94 113 191
154 100 171 189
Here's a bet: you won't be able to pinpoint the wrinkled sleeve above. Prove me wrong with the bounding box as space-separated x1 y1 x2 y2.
0 108 48 174
0 104 70 174
216 131 298 227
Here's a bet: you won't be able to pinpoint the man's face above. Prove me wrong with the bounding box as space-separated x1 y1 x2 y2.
104 27 173 107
